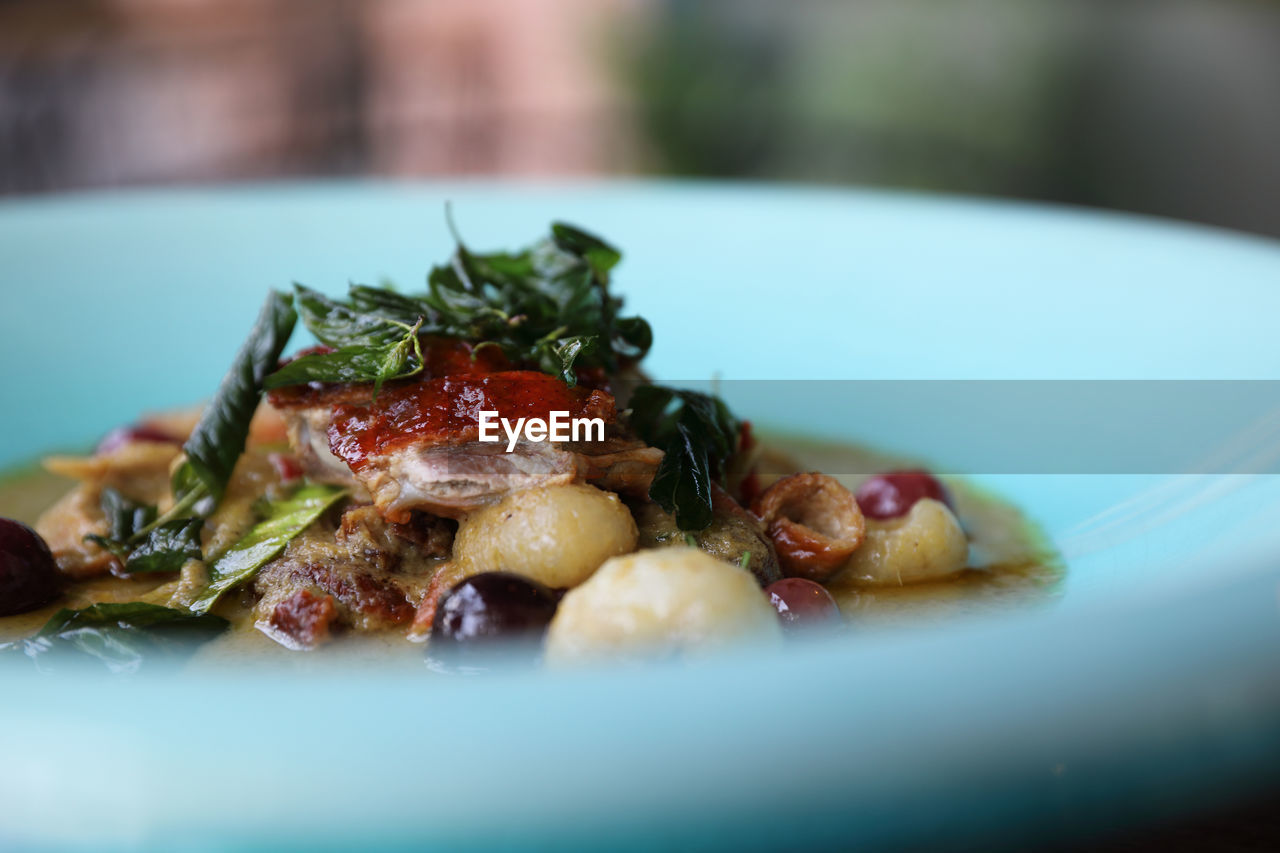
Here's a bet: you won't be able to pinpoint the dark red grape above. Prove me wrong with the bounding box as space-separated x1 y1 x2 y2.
855 470 952 520
96 424 181 455
0 518 62 616
765 578 841 631
429 572 560 666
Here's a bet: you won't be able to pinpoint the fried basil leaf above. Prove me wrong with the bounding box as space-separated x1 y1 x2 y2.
551 222 622 281
85 292 296 577
267 219 650 393
294 284 406 348
347 284 437 327
179 290 298 505
532 335 595 386
264 318 424 400
649 421 716 531
629 386 742 531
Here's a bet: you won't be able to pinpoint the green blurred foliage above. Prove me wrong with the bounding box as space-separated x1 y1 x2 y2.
627 0 1280 237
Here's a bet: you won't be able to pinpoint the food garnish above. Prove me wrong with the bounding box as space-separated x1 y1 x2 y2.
84 291 299 571
189 483 347 614
2 602 227 673
629 386 743 531
265 221 652 391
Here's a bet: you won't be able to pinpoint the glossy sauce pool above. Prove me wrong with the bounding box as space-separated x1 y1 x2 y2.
0 436 1062 660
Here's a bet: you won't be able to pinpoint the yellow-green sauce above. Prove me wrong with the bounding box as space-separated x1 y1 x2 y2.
0 435 1062 659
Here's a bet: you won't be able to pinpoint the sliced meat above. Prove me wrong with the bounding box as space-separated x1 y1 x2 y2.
566 436 664 495
253 504 446 648
338 503 454 563
281 399 661 521
328 371 636 520
281 403 364 488
270 337 663 520
267 338 514 491
344 438 578 521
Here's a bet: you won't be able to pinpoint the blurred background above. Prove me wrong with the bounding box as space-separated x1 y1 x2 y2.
2 0 1279 237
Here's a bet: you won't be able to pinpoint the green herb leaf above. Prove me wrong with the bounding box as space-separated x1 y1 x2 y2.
295 284 407 348
551 222 622 281
650 421 716 531
372 317 425 398
125 518 204 574
84 487 158 558
265 343 401 388
189 483 347 614
267 220 649 394
613 315 653 361
264 316 425 399
102 487 157 540
532 334 595 386
347 284 436 327
178 290 298 506
99 290 295 580
629 386 742 531
4 603 228 674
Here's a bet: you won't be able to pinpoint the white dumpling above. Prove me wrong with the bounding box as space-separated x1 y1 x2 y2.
835 498 968 585
544 547 781 664
452 483 637 589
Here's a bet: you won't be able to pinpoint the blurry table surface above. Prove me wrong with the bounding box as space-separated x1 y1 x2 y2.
1086 789 1280 852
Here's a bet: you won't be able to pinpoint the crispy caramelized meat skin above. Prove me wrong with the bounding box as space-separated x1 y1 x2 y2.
268 589 338 648
328 371 615 468
267 339 513 490
269 337 661 521
267 339 512 413
327 371 617 521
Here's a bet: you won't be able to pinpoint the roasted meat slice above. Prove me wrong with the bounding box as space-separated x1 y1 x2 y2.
328 371 619 520
253 504 448 648
279 401 362 488
271 337 663 520
268 338 513 490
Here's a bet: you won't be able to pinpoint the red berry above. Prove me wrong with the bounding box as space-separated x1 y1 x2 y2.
765 578 841 631
428 572 560 669
0 518 62 616
855 470 952 520
96 424 181 455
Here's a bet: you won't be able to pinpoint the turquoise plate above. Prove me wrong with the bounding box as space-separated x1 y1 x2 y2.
2 182 1280 851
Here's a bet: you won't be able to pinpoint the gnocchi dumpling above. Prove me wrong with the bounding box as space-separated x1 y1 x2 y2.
835 498 968 585
453 483 637 589
544 547 782 664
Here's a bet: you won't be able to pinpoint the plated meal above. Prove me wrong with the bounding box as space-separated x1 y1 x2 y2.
0 220 1058 670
